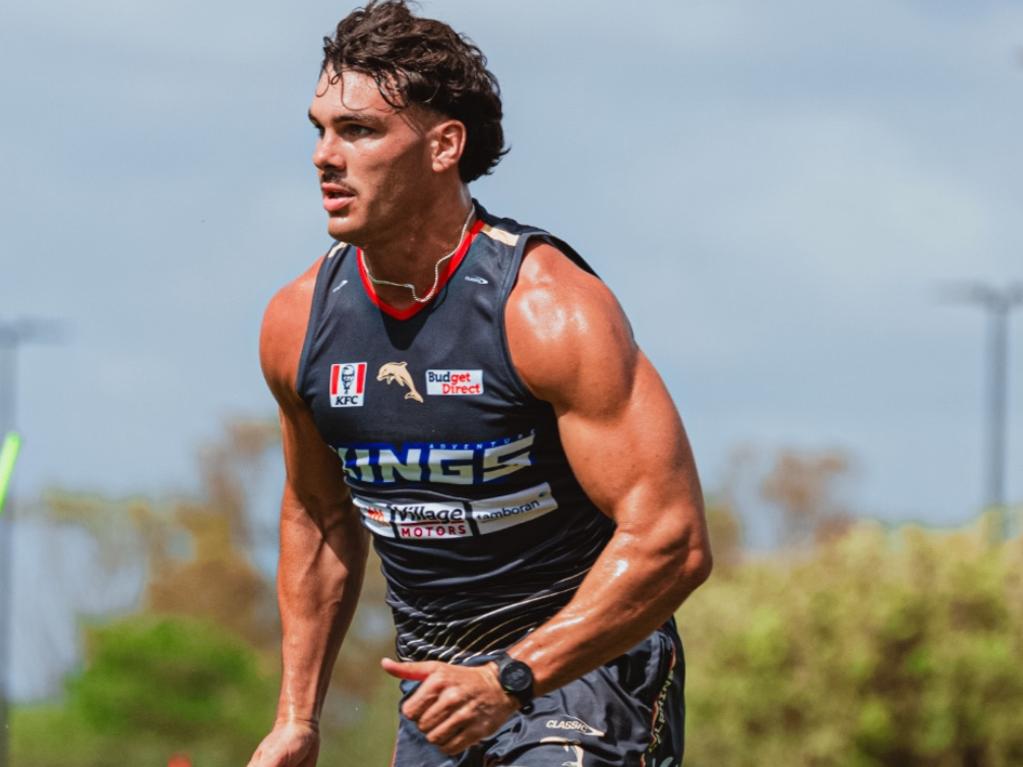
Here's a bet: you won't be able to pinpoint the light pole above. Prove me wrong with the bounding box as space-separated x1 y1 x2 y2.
0 318 63 767
941 283 1023 535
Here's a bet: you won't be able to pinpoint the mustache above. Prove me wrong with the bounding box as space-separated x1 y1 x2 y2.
320 171 355 193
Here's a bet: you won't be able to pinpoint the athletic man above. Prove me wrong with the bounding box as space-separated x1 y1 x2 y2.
248 3 712 765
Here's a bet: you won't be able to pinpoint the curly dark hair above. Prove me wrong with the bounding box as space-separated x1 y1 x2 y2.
322 0 508 183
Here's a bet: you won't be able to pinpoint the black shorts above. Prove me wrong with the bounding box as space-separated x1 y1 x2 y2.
391 621 685 767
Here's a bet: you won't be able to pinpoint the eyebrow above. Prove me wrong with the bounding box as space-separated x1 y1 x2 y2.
307 109 385 128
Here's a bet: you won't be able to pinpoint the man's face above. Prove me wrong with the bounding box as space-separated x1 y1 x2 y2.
340 364 355 392
308 69 439 243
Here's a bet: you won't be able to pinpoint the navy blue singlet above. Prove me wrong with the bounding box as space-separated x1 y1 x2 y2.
296 202 616 663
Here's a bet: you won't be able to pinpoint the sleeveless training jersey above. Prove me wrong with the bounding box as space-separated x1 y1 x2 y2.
296 202 615 663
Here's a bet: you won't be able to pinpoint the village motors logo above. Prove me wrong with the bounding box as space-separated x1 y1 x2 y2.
426 369 484 396
351 481 558 540
330 362 367 407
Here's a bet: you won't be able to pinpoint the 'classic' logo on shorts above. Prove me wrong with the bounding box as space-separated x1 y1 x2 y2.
545 717 606 737
330 362 367 407
426 369 484 396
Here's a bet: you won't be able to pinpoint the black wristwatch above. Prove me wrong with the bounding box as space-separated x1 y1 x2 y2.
491 652 535 710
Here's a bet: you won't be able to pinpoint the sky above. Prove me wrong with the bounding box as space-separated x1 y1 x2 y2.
3 0 1023 520
2 0 1023 696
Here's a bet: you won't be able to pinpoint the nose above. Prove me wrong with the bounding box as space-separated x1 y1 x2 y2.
313 132 345 173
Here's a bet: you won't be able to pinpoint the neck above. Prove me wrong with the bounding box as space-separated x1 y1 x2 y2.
359 187 475 306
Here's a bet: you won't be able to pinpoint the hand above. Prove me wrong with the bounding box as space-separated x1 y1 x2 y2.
246 719 320 767
381 657 519 756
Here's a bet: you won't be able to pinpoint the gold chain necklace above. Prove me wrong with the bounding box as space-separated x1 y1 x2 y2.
360 204 476 304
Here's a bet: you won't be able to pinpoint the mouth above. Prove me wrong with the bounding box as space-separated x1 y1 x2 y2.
321 181 356 214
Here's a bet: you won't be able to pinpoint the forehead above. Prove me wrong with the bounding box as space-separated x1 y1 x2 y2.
310 69 398 120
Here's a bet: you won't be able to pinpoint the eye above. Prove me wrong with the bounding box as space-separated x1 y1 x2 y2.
342 124 375 139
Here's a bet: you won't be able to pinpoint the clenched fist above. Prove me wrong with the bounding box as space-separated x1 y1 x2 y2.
381 657 519 756
246 719 320 767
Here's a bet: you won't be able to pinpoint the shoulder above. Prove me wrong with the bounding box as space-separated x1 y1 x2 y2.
505 240 637 410
260 256 325 406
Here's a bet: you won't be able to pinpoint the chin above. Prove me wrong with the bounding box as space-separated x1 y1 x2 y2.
326 215 364 244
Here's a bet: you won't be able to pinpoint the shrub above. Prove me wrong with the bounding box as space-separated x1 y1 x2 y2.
680 520 1023 767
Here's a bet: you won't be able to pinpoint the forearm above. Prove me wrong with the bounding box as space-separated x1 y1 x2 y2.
507 516 711 695
275 493 369 724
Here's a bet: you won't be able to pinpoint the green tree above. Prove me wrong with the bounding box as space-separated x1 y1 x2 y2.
13 614 277 767
17 419 402 765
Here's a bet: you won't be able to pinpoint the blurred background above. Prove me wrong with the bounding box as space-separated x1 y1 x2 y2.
1 0 1022 765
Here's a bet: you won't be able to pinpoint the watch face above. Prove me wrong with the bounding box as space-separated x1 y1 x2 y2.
501 660 532 693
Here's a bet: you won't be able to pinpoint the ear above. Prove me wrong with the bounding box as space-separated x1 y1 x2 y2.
430 119 467 174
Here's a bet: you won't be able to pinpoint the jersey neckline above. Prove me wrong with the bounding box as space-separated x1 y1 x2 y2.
356 217 485 321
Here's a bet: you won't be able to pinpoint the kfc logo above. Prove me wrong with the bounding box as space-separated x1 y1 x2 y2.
330 362 367 407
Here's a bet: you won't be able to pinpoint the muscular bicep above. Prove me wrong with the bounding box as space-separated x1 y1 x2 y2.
260 263 351 519
507 243 705 541
555 352 702 534
502 247 711 693
276 399 350 521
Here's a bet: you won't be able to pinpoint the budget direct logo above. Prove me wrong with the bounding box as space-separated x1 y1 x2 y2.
426 369 484 396
330 362 367 407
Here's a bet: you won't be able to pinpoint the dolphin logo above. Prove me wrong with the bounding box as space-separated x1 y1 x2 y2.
377 361 424 403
